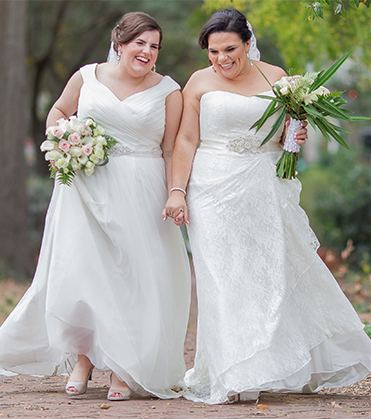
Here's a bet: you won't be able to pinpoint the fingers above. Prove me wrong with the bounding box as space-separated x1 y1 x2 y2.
174 210 186 226
295 120 308 145
162 207 167 221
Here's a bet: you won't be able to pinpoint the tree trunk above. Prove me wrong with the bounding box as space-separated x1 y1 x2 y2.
0 0 33 280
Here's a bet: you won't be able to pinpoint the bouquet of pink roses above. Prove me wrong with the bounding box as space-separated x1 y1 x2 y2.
40 116 117 186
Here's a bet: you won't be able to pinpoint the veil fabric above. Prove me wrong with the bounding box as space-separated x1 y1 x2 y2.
107 42 119 63
246 19 260 61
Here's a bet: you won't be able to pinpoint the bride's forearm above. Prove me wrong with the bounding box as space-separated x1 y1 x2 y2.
46 106 70 128
171 136 197 192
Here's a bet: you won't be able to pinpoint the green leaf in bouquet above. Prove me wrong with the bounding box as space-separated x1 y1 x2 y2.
260 106 286 147
309 116 332 141
316 117 352 150
347 116 371 121
56 169 75 186
317 97 351 119
302 105 324 118
104 134 118 149
310 51 352 92
251 100 282 131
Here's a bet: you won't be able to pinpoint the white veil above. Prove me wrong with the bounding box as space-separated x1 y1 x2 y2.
107 42 119 63
246 19 260 61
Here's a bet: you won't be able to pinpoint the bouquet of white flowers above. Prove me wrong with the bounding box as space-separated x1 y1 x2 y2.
252 52 368 179
40 116 117 186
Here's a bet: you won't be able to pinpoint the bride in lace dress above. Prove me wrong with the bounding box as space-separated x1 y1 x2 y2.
0 12 190 401
164 8 371 405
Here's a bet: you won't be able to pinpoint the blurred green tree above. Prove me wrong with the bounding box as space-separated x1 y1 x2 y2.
202 0 371 87
28 0 204 175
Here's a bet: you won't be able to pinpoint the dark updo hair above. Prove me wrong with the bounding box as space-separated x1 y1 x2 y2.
198 9 252 49
111 12 162 53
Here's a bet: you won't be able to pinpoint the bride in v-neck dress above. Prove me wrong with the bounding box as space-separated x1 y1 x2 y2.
0 12 190 401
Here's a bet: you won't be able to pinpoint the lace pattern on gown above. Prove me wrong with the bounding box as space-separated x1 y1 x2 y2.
226 134 266 155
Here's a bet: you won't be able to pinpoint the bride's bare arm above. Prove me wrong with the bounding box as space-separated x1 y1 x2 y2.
162 90 183 194
162 75 202 225
46 71 83 127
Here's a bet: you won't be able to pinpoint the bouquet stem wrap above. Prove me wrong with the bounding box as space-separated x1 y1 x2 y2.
276 117 302 179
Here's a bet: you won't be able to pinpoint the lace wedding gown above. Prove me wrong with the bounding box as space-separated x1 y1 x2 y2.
0 64 191 398
184 90 371 404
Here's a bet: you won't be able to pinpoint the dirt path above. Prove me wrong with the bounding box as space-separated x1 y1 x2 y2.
1 276 371 418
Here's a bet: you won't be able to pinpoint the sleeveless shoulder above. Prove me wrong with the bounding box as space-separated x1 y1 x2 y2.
79 63 98 82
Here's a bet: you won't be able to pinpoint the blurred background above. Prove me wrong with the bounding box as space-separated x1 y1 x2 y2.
0 0 370 329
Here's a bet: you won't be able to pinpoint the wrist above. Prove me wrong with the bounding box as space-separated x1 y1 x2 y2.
170 187 186 196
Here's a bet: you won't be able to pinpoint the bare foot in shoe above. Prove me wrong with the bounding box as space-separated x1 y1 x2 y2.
67 355 93 392
108 373 131 399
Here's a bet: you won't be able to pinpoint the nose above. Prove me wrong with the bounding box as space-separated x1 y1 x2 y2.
142 43 150 54
218 51 228 62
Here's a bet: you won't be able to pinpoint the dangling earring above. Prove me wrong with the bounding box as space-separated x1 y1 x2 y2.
247 52 253 67
211 64 216 73
151 64 157 73
117 51 121 63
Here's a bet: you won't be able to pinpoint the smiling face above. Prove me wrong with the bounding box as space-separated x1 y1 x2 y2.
207 31 251 80
118 30 160 76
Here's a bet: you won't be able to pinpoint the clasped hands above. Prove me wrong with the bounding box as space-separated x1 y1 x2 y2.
162 191 188 226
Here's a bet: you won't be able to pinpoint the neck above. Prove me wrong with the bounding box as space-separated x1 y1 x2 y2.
115 62 150 86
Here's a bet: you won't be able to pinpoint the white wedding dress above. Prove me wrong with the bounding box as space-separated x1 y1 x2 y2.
184 90 371 404
0 64 191 398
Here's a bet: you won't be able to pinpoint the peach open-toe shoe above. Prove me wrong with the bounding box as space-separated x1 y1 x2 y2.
107 373 131 401
65 366 94 396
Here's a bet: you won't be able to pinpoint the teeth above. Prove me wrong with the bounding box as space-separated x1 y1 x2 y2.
136 57 149 63
220 63 233 69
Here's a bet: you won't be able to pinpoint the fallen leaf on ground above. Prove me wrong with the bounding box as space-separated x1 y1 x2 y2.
257 403 269 410
331 401 342 408
100 403 110 410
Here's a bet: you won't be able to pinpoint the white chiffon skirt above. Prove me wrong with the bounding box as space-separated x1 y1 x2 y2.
0 154 191 398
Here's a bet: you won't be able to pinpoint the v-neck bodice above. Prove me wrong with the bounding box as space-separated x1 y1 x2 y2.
77 63 180 152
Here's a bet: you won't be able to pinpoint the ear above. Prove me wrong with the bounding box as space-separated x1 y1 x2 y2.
244 39 251 55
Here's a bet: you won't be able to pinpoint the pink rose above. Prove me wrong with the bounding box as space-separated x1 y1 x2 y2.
59 140 70 152
68 132 81 145
82 145 93 156
52 127 64 139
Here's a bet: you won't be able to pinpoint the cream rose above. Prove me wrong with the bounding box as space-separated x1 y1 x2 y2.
69 146 83 157
84 161 95 176
89 154 100 164
94 135 107 146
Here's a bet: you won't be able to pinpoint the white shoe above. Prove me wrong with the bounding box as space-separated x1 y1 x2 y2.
65 366 94 396
107 373 131 401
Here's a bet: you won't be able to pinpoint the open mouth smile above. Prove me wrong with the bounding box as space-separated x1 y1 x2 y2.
136 56 150 64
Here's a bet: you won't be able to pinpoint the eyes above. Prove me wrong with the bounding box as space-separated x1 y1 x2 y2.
208 46 237 55
135 40 160 50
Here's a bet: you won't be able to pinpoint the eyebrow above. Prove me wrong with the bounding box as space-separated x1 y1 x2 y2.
207 44 239 51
